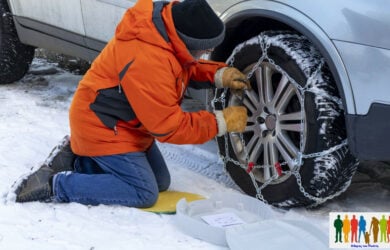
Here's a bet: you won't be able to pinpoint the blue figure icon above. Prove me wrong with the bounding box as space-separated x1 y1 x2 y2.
358 215 367 243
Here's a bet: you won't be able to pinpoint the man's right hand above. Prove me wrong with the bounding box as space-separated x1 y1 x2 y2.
223 106 248 133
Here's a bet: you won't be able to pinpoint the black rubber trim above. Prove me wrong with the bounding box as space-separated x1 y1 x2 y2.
13 16 103 61
346 103 390 160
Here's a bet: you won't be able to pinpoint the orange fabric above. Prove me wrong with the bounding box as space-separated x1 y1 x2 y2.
69 0 227 156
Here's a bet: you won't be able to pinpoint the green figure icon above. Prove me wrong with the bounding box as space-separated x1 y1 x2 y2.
334 214 343 243
370 216 379 243
358 216 366 243
379 215 387 243
343 215 351 243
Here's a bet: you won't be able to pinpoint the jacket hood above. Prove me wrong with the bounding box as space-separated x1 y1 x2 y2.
115 0 195 66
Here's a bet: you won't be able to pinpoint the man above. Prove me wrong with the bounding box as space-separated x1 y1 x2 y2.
16 0 249 207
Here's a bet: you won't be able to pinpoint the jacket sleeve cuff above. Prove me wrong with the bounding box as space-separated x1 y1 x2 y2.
214 111 227 137
214 67 228 89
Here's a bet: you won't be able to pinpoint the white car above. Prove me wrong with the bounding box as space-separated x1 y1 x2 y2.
2 0 390 208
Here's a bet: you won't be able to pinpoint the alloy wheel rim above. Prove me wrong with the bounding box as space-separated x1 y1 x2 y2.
228 62 307 184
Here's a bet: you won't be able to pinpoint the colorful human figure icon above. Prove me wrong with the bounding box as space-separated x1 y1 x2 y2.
334 214 343 243
343 215 351 243
358 216 366 243
351 215 358 243
365 232 370 244
387 216 390 243
370 216 379 243
379 215 387 243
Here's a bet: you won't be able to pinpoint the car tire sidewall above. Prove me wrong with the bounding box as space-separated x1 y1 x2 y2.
0 0 34 84
216 32 354 207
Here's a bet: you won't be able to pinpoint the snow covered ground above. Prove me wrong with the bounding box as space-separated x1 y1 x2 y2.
0 58 389 250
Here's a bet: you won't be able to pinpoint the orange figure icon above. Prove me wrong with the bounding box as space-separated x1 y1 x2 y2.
370 216 379 243
379 215 387 243
351 215 358 243
343 215 351 243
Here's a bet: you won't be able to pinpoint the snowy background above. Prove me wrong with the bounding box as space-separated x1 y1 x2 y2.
0 58 389 249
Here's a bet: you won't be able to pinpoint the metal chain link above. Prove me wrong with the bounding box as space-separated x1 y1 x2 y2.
212 33 350 207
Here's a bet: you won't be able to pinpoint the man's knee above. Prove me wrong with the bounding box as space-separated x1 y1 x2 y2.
158 176 171 192
138 189 158 208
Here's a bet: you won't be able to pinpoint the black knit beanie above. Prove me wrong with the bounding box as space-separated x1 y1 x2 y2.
171 0 225 50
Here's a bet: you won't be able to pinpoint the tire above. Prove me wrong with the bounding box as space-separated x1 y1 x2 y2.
0 0 35 84
215 31 358 208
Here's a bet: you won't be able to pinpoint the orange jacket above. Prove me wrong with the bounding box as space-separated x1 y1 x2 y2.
69 0 227 156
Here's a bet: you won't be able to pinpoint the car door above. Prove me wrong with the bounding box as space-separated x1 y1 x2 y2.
8 0 85 36
81 0 137 51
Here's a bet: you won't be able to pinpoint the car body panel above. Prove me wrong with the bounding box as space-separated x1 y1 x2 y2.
81 0 135 43
334 41 390 114
8 0 85 36
280 0 390 50
209 0 390 50
210 1 356 116
209 0 390 116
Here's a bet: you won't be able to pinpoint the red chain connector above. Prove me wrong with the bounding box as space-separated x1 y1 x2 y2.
246 162 255 173
274 162 282 176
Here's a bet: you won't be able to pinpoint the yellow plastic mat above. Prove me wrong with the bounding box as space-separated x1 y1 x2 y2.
140 191 205 214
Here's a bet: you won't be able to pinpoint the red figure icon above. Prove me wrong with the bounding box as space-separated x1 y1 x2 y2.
351 215 358 243
387 216 390 242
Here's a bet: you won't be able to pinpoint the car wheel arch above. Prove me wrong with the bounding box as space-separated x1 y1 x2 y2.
212 6 356 116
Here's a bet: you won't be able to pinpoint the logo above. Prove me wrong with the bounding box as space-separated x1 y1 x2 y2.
330 212 390 248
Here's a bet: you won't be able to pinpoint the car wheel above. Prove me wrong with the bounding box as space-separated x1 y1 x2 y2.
0 0 35 84
215 31 358 208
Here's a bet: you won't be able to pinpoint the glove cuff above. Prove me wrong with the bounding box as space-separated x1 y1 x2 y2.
214 67 228 89
214 111 227 136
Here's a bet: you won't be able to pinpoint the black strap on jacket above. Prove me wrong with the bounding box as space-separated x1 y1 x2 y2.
152 1 170 43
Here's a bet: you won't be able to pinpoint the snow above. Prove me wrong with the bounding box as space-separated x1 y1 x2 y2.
0 58 389 249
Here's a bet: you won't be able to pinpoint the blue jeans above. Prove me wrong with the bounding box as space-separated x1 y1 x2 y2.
53 142 170 207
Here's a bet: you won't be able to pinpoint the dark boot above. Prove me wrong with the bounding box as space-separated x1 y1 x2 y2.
15 135 76 202
45 135 76 173
16 166 53 202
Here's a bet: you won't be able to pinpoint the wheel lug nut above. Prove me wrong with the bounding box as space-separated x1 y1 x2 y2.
257 117 265 124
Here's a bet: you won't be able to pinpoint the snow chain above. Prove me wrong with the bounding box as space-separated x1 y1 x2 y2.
212 34 349 207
